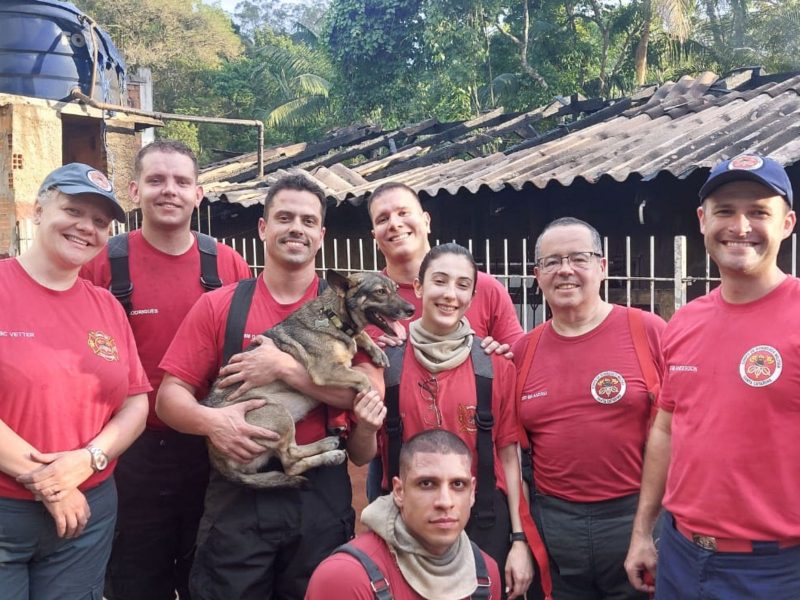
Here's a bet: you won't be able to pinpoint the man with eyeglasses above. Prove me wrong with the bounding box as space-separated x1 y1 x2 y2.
512 217 666 600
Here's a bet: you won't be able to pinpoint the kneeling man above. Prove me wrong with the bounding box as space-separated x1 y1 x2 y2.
306 429 502 599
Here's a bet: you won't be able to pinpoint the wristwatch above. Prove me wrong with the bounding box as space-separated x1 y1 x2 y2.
510 532 526 543
86 445 109 472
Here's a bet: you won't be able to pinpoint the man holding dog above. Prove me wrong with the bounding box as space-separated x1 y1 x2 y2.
80 140 252 600
157 174 385 600
305 429 502 600
625 154 800 598
513 217 665 600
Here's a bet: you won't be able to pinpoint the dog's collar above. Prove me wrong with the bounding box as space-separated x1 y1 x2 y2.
322 308 357 337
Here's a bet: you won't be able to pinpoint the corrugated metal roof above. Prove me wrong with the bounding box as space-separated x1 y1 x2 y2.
202 70 800 207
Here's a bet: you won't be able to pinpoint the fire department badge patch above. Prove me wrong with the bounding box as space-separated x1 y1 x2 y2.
739 345 781 387
88 331 119 362
591 371 626 404
457 404 477 434
87 169 113 192
728 154 764 171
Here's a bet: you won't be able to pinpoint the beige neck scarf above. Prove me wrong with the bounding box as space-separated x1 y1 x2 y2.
361 495 478 599
408 318 475 374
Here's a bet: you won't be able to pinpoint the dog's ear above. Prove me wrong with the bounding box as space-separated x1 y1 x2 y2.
325 270 350 295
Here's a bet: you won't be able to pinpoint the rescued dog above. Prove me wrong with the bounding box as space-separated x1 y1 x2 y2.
202 270 414 489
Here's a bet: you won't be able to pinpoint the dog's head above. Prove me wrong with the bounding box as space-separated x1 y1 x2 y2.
326 270 415 336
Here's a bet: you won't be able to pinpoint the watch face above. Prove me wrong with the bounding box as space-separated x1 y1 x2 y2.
89 447 108 471
95 452 108 470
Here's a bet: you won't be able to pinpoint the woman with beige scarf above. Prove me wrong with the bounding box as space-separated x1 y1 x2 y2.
370 243 533 599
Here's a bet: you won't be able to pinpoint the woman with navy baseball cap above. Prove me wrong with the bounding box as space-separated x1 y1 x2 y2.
0 163 149 599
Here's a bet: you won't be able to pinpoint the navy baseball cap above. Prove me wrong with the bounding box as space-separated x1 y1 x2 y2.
38 163 126 222
698 154 793 207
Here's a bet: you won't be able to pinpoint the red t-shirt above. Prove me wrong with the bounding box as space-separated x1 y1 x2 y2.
660 277 800 540
80 230 252 429
512 305 665 502
367 271 524 344
0 259 151 499
305 531 502 600
159 276 332 444
379 343 518 493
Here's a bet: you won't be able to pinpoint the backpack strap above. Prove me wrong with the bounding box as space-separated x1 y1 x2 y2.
470 541 492 599
514 323 547 452
383 341 496 527
195 232 222 291
626 308 660 419
335 543 392 600
221 276 327 368
107 233 134 313
384 344 406 488
317 277 329 294
108 231 223 314
335 540 490 600
222 278 257 365
470 341 496 529
512 323 553 600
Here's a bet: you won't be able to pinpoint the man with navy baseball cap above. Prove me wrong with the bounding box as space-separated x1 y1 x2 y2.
698 153 793 206
39 163 126 222
626 152 800 599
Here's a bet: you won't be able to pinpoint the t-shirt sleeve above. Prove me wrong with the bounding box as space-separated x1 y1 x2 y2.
116 301 151 396
656 318 677 412
304 554 375 600
511 333 529 369
493 356 518 449
217 243 253 282
642 311 667 385
159 292 224 390
483 274 524 345
79 250 111 288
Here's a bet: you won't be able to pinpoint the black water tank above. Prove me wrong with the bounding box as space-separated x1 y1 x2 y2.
0 0 126 103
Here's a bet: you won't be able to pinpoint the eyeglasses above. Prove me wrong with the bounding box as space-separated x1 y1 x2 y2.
535 251 602 274
418 376 442 428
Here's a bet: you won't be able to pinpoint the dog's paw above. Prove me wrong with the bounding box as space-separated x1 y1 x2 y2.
327 449 347 466
371 349 390 368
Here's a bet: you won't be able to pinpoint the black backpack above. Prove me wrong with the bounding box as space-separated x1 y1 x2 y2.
383 342 497 528
108 231 222 313
335 539 492 599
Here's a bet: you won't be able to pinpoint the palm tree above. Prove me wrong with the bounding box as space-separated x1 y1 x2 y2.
253 41 333 128
634 0 694 85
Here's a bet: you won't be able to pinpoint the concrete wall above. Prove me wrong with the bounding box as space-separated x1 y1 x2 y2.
0 93 149 256
0 100 62 256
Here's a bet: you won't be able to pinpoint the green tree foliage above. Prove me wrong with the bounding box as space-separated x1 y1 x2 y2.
71 0 800 163
74 0 242 108
324 0 425 121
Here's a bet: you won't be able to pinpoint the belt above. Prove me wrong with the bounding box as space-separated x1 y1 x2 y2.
675 521 800 553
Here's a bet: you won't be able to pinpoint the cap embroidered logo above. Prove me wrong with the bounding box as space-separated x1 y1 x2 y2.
728 155 764 171
87 169 113 192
